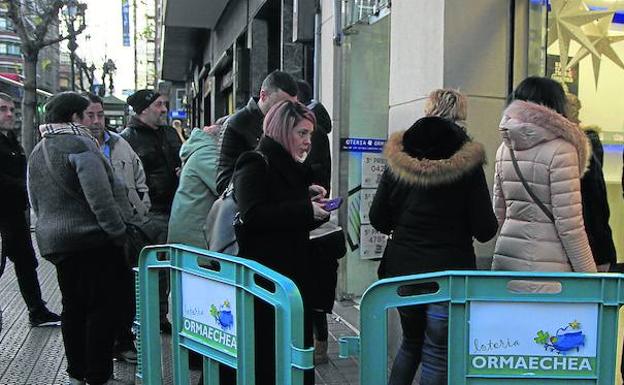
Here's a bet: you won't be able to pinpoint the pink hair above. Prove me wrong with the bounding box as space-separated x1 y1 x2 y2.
263 100 316 156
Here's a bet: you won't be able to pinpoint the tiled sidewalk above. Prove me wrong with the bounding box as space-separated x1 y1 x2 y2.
0 252 359 385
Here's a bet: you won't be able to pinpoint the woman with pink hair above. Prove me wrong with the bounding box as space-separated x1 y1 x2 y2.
232 100 329 384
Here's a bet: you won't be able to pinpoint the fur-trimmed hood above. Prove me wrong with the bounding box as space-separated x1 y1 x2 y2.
500 100 591 173
384 130 486 187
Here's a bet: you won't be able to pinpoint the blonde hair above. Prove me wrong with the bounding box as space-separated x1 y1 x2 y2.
424 89 467 123
263 100 316 157
565 93 581 124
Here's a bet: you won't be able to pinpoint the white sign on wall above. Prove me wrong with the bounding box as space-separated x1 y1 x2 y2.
361 153 386 188
359 188 377 224
181 273 237 357
359 224 387 259
469 301 598 376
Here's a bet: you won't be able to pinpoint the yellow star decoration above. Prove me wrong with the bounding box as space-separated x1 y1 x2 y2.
548 0 613 72
567 12 624 87
569 320 581 330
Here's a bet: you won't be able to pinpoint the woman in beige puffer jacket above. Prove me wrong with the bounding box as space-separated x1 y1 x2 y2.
492 77 597 273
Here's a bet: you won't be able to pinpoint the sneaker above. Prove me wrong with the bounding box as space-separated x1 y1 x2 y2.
29 308 61 327
113 342 138 364
113 348 138 364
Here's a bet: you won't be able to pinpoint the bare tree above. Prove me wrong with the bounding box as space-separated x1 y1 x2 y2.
2 0 86 154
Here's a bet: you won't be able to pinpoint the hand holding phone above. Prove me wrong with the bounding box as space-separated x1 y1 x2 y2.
322 197 343 211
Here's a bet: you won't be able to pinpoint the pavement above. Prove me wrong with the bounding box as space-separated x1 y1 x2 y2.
0 247 360 384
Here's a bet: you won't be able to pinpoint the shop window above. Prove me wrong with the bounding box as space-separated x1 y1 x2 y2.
528 0 624 261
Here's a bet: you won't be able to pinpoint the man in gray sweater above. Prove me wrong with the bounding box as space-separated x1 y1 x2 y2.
27 92 128 385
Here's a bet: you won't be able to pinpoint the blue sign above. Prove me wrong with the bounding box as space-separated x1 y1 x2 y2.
122 0 130 47
340 138 386 153
170 110 187 119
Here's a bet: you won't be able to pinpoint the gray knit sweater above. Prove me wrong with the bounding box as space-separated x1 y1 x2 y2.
27 130 127 260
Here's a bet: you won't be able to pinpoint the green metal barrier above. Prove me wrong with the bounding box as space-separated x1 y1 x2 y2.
339 270 624 385
136 244 313 384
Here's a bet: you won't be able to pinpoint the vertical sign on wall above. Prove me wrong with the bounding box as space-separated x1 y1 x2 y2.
359 152 388 259
122 0 130 47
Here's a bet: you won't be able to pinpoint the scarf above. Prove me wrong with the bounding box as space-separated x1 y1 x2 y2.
38 122 99 147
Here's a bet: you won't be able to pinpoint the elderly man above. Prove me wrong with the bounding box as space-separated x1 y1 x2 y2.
0 92 61 327
121 89 182 333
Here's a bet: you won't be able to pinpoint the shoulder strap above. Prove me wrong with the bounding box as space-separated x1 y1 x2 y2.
507 146 555 223
41 139 87 205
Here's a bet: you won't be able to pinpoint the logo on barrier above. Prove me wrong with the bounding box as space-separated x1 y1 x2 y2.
468 302 597 376
181 273 238 356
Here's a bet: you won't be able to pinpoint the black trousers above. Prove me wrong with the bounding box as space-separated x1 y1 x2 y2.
53 245 122 385
0 211 45 313
114 251 136 348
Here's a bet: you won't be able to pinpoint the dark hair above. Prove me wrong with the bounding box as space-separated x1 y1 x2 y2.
296 79 312 104
44 92 90 124
81 92 104 106
261 70 298 97
508 77 567 115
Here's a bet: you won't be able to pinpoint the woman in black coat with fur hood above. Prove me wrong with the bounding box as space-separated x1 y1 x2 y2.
369 116 497 385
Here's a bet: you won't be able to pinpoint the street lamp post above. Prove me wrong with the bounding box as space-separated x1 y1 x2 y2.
101 58 117 96
65 0 87 91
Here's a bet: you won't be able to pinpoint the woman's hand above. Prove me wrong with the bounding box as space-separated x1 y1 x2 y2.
309 184 327 202
312 201 330 221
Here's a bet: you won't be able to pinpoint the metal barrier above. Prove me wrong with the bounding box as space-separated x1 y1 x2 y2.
339 270 624 385
136 244 313 384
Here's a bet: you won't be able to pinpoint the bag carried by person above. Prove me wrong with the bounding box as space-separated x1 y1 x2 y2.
204 151 268 255
308 222 346 312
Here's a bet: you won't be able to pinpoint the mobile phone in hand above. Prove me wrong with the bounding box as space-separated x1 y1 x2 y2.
323 197 343 211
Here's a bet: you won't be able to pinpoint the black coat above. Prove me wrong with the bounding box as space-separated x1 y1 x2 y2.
217 98 264 195
0 131 28 215
581 136 616 266
233 136 315 294
233 136 315 385
304 101 332 193
121 116 181 213
370 121 498 278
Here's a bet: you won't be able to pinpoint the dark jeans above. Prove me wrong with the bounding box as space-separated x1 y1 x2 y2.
53 245 122 385
388 303 449 385
146 211 170 322
0 211 46 313
114 252 136 349
312 310 328 341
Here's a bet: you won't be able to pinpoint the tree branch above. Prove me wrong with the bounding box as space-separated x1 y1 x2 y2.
33 0 63 43
39 22 86 48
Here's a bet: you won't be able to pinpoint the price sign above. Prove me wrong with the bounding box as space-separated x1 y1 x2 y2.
360 224 388 259
360 188 377 224
362 153 387 188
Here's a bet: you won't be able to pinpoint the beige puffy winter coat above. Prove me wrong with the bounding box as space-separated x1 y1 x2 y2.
492 100 596 273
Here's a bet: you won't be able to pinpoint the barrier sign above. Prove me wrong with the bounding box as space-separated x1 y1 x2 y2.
469 302 598 376
181 272 237 356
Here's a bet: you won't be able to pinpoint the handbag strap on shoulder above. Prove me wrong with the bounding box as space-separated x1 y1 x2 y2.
507 145 555 223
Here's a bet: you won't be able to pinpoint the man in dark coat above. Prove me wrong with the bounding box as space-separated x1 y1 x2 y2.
0 92 61 327
121 89 182 333
296 79 332 194
216 70 298 194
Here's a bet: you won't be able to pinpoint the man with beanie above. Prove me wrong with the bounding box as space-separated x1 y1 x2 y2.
216 70 298 194
0 92 61 328
121 90 181 333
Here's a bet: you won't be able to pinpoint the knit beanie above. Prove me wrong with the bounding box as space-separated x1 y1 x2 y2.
403 116 467 160
127 89 160 114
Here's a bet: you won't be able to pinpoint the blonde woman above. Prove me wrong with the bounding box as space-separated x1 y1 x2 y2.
424 88 467 128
